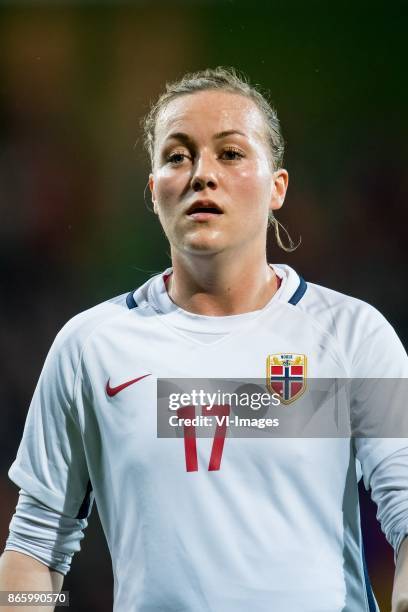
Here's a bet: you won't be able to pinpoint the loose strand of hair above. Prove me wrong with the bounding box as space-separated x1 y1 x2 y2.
269 215 300 253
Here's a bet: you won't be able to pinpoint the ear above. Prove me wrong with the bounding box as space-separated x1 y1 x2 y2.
149 174 159 215
270 169 289 212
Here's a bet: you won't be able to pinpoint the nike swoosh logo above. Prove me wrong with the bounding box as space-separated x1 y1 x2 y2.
106 374 151 397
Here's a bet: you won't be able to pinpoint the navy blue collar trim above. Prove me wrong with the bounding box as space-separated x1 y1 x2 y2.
288 276 307 305
126 291 138 309
127 276 307 310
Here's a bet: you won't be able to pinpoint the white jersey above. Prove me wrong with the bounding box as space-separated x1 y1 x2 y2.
8 264 408 612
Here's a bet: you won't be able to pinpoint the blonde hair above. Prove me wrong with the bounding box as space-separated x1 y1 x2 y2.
142 66 296 252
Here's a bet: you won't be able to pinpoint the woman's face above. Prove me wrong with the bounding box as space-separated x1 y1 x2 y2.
149 90 288 257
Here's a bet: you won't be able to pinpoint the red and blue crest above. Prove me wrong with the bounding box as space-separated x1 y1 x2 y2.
266 354 307 405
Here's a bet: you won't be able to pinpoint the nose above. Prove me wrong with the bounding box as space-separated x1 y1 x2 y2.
190 154 217 192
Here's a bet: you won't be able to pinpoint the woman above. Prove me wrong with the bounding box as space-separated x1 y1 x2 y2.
1 67 407 612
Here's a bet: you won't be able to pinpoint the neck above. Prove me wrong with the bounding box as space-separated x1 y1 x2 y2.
168 245 278 316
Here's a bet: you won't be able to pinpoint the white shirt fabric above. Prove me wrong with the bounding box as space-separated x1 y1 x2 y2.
7 264 408 612
6 489 89 575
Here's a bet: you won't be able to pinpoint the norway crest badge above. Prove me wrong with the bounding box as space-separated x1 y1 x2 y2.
266 353 307 405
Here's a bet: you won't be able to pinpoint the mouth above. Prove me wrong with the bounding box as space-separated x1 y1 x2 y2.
186 200 223 220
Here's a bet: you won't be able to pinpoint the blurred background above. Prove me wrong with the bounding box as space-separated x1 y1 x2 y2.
0 0 407 609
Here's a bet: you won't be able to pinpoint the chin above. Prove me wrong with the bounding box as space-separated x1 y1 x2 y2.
183 241 223 255
179 229 226 254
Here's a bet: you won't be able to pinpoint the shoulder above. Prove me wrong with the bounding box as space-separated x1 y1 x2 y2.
299 279 407 376
276 264 392 343
299 280 387 338
47 292 135 365
42 271 163 372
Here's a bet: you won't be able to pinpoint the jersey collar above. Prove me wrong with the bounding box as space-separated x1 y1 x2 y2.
130 264 306 314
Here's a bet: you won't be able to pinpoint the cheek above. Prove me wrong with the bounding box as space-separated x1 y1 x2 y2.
231 163 272 202
154 170 185 205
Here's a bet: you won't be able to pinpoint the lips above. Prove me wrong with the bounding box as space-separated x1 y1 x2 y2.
186 200 223 216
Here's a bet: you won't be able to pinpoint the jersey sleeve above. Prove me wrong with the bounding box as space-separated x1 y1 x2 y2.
8 322 92 519
351 305 408 488
368 448 408 561
5 489 91 574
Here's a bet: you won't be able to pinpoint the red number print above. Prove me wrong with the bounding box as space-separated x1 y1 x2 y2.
176 405 198 472
176 404 230 472
202 404 230 471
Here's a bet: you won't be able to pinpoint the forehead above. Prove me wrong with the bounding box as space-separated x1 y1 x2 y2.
155 90 267 145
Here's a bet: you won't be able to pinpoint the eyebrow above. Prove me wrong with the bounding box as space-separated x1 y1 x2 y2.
164 129 247 144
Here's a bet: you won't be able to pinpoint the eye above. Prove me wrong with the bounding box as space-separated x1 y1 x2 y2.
221 147 245 161
167 151 191 165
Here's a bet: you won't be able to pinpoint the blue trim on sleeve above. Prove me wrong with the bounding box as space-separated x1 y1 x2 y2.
362 545 377 612
76 480 93 519
126 291 138 309
288 276 307 305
